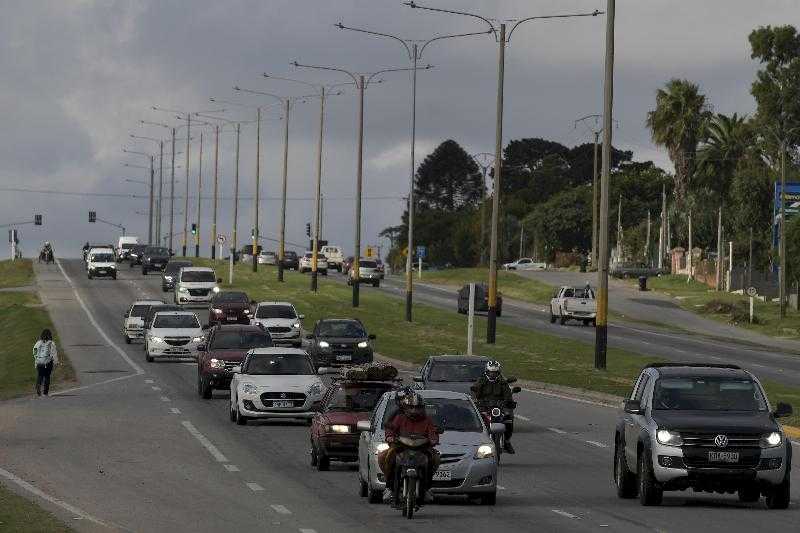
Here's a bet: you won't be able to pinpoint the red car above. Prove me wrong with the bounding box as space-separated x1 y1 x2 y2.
208 291 253 326
310 379 397 470
197 324 272 398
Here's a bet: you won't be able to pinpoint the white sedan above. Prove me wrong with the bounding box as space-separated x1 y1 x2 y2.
502 257 546 271
229 348 326 425
145 311 204 362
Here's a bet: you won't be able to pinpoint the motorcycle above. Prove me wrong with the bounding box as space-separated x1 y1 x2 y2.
39 248 54 264
393 434 431 519
478 384 521 464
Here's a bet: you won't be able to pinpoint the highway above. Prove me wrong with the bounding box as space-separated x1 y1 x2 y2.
1 258 798 532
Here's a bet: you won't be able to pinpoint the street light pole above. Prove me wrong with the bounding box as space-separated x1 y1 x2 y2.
232 123 240 259
311 90 325 292
196 133 203 257
211 124 220 259
253 106 261 273
183 115 191 256
280 99 291 283
158 141 164 243
148 156 154 244
169 128 176 252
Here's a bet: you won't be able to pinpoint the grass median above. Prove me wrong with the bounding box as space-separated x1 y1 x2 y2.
0 485 73 533
414 267 554 305
0 259 35 288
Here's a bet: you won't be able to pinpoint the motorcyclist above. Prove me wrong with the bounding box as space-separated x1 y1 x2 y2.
40 242 53 263
471 360 516 454
379 388 440 505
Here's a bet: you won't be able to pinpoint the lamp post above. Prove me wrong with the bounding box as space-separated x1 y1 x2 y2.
406 1 603 343
471 153 494 265
292 61 417 307
122 149 154 244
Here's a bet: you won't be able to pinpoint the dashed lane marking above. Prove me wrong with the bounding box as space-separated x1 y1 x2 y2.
145 379 154 384
515 414 531 421
160 396 171 402
551 509 578 519
181 421 229 462
300 529 318 533
170 408 181 414
246 482 265 492
151 386 161 391
224 464 241 472
522 387 617 409
547 427 567 434
585 440 609 448
271 504 292 515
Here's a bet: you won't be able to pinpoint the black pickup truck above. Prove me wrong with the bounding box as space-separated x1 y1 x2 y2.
141 246 172 275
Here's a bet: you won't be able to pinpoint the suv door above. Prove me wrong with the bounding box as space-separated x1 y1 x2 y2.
624 372 650 470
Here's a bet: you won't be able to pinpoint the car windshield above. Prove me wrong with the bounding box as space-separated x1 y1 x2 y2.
245 354 314 375
129 305 152 318
153 314 199 329
653 377 768 411
145 247 169 255
360 261 377 268
121 243 136 249
91 253 114 262
325 384 393 412
181 270 216 282
383 398 483 432
317 321 366 338
213 292 248 303
210 330 272 350
428 361 486 382
285 251 297 258
570 288 594 298
255 305 296 319
165 262 191 275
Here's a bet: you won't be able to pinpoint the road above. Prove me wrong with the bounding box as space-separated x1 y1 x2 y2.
0 258 798 533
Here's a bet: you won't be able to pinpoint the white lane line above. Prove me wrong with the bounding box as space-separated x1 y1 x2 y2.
51 373 138 396
145 379 154 384
497 485 506 490
224 464 241 472
547 427 567 434
299 529 317 533
151 386 161 391
551 509 578 519
160 396 171 402
271 504 292 515
181 421 229 462
170 407 181 414
54 259 145 375
246 482 265 492
522 387 617 409
585 440 609 448
0 466 115 528
514 414 531 422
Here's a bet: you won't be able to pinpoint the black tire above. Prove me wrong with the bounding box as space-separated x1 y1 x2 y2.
405 478 416 519
497 306 502 317
112 273 117 280
738 486 761 503
614 439 637 498
316 453 330 471
560 316 567 325
638 449 663 506
142 268 148 275
125 335 131 344
766 477 790 509
549 311 556 324
146 352 154 363
359 477 368 498
235 404 248 425
87 272 92 280
591 319 597 327
229 400 236 422
199 374 212 399
310 442 318 467
373 281 379 287
367 484 383 504
480 492 497 505
162 287 168 293
583 319 590 326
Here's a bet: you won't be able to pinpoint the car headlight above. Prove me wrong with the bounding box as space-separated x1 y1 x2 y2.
209 358 225 369
475 444 494 459
149 336 163 344
357 341 369 348
212 286 220 293
192 336 204 343
244 309 251 315
241 383 258 395
318 341 330 348
328 424 350 433
292 322 301 329
761 432 782 448
656 429 683 447
374 442 390 455
178 287 189 293
109 265 116 269
164 275 173 281
212 308 223 314
308 383 323 396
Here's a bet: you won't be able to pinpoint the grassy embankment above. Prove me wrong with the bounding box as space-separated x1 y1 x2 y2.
0 258 35 288
415 267 554 305
0 487 73 533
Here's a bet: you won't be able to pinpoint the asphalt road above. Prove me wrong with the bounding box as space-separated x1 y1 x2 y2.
1 259 798 533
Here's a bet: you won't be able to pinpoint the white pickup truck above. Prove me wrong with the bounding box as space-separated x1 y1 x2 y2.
320 245 344 272
549 285 596 326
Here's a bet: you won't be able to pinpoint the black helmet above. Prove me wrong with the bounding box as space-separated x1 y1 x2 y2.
485 360 502 382
399 389 424 420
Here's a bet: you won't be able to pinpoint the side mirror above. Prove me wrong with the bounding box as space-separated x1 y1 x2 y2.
368 334 376 340
623 399 644 415
317 367 339 375
412 376 424 383
298 314 305 320
356 420 372 432
231 365 242 374
774 402 793 418
506 377 517 384
217 278 223 283
196 345 206 352
512 386 522 394
489 423 506 434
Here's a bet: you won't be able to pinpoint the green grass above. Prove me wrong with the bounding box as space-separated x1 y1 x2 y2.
0 292 76 399
0 259 34 288
416 267 554 305
643 275 800 340
0 484 73 533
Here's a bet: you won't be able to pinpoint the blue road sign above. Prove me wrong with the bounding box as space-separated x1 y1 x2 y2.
416 245 426 259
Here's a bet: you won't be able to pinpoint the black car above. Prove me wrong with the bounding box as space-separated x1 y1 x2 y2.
413 354 492 395
305 318 375 368
281 250 299 270
162 261 192 292
128 244 148 267
614 363 793 508
142 246 171 275
457 283 502 316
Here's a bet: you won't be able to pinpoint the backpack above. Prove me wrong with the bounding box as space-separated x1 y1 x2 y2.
34 341 54 365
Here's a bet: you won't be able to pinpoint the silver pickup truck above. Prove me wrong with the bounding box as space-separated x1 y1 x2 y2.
549 285 596 326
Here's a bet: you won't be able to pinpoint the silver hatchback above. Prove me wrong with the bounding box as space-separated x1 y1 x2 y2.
357 389 500 505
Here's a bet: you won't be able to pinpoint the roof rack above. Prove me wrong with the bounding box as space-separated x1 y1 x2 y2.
645 363 742 370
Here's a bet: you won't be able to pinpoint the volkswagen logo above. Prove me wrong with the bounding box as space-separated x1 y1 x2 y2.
280 393 287 399
714 434 728 448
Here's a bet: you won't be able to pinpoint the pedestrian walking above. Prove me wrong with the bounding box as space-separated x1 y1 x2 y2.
33 329 59 396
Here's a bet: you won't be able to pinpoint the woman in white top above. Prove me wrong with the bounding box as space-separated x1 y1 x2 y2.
32 329 59 396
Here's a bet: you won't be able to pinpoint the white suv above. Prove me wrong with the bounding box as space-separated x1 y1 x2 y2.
348 258 381 287
250 301 304 347
299 252 328 275
320 246 343 272
123 300 164 344
174 267 220 307
145 311 204 362
87 248 118 280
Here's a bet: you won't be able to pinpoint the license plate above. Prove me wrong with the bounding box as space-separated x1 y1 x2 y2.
336 355 351 361
227 316 238 321
432 469 452 481
708 451 739 463
272 400 293 408
98 269 106 273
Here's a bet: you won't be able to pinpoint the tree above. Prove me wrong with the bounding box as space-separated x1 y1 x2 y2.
696 113 752 201
414 140 482 211
646 79 712 207
566 142 632 188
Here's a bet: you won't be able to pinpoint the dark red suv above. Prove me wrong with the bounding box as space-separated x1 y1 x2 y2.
197 324 272 398
309 379 397 470
208 291 253 326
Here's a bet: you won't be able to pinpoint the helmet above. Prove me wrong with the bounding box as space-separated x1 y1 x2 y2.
485 360 502 382
399 389 425 421
44 241 50 246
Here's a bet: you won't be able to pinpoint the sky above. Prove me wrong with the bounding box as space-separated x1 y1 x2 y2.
0 0 796 259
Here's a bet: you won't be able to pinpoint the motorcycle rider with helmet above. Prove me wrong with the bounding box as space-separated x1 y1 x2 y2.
379 388 440 504
471 360 516 454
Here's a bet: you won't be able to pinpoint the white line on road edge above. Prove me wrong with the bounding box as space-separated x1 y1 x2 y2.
246 482 265 492
170 408 181 414
181 421 229 462
514 414 531 421
547 427 567 434
585 440 609 448
522 387 617 409
151 386 161 391
224 464 241 472
551 509 578 519
54 259 144 375
299 529 318 533
271 504 292 515
0 466 114 529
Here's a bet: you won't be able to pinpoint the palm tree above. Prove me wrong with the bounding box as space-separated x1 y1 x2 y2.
646 79 711 207
696 113 751 200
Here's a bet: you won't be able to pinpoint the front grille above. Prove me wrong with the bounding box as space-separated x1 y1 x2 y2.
682 447 761 468
165 337 190 346
261 392 306 400
332 344 355 355
439 453 465 464
188 288 210 296
268 326 292 333
432 478 464 489
681 433 762 448
222 361 239 371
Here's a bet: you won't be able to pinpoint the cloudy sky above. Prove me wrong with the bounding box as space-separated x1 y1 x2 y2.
0 0 795 259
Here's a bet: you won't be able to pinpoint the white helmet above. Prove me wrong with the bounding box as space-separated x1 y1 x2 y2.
485 360 502 382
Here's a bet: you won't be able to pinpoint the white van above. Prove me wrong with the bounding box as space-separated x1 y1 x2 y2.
117 236 140 261
87 248 118 280
320 245 343 271
174 267 220 307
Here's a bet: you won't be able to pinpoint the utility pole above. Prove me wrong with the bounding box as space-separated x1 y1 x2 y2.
148 156 154 244
687 210 693 281
252 106 261 273
311 90 325 292
595 0 615 370
658 185 666 269
748 226 753 289
195 133 203 258
518 223 524 258
182 115 191 256
780 141 787 318
232 123 240 260
280 99 291 284
592 130 600 268
616 194 623 261
716 205 723 291
211 124 219 259
169 128 176 252
645 210 651 264
158 141 164 248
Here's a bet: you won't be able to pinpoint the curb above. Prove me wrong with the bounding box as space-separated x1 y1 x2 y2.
784 425 800 440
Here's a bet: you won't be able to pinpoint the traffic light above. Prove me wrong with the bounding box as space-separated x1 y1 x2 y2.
34 214 42 226
89 211 96 223
191 223 197 235
306 222 311 237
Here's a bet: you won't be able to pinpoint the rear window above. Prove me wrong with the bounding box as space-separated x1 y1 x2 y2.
210 330 272 350
153 314 199 329
121 243 136 249
256 305 297 319
428 361 486 382
129 305 152 318
360 261 377 268
165 262 192 274
325 384 393 412
181 270 216 282
213 292 249 303
91 253 115 262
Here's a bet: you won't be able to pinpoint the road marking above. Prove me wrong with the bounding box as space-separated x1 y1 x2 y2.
299 529 317 533
224 464 240 472
151 386 161 391
51 374 138 396
547 427 567 434
271 504 292 514
551 509 578 519
160 396 171 402
181 421 229 462
514 414 531 421
523 387 617 409
246 482 264 492
497 484 506 490
0 466 115 528
145 379 154 384
54 259 145 375
585 440 608 448
170 407 181 414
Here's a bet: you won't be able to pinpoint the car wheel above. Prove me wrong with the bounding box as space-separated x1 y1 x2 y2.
766 466 791 510
87 272 92 279
373 281 379 287
583 319 590 326
549 311 556 324
229 398 236 422
496 307 502 317
638 448 663 506
145 352 154 363
359 477 368 498
591 319 597 327
480 492 497 506
162 287 168 293
310 442 318 467
738 486 761 503
124 335 130 344
367 479 383 504
235 404 248 426
142 268 147 275
199 374 212 399
316 453 330 471
560 316 567 325
112 273 117 280
614 438 637 498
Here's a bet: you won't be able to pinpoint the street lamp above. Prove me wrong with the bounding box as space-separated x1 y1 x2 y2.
291 60 418 307
122 150 155 244
471 153 494 265
406 1 603 343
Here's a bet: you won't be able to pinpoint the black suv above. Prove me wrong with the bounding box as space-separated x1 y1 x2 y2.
281 250 299 271
128 244 147 267
162 260 192 292
304 318 375 368
613 363 793 508
141 246 171 275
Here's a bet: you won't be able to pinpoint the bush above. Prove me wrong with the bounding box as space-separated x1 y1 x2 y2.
704 299 760 324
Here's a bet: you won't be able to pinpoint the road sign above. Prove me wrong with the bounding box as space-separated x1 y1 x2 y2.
416 245 426 259
89 211 96 223
34 214 42 226
746 286 758 297
365 245 377 258
217 234 226 244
